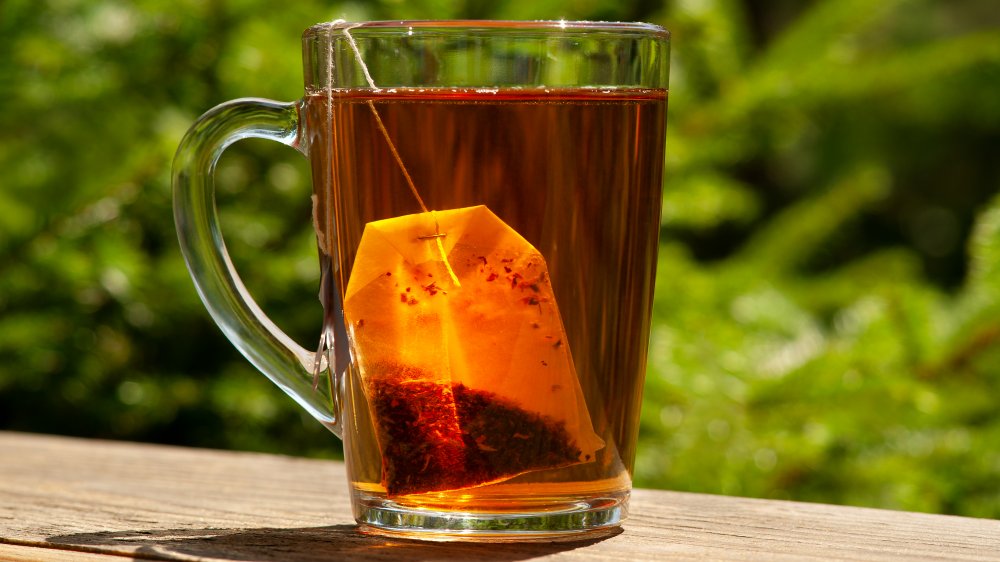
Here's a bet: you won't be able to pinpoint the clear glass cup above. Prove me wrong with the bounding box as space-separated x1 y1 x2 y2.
173 20 669 541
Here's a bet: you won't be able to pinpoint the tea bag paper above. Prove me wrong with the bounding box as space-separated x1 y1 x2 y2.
344 205 604 496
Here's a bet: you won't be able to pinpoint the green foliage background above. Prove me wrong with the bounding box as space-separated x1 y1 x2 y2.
2 0 999 517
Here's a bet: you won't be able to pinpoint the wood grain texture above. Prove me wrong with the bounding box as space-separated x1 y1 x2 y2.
1 431 998 561
0 543 127 561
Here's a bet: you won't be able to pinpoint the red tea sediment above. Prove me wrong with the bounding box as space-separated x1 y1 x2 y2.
307 87 667 509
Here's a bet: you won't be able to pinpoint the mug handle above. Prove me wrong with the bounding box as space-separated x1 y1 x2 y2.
172 98 342 437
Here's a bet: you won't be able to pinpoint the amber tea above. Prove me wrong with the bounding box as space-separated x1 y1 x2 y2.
307 87 667 511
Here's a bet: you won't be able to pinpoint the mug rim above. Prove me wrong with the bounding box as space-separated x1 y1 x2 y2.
303 20 669 40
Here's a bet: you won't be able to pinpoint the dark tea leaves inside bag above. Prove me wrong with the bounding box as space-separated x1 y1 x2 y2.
370 377 585 496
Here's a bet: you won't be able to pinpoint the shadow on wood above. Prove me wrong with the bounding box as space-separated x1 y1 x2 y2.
47 525 620 561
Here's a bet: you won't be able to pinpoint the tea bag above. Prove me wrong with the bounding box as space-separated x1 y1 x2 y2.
344 206 605 496
323 22 603 496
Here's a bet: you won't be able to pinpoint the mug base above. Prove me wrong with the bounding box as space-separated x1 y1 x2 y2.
353 492 628 542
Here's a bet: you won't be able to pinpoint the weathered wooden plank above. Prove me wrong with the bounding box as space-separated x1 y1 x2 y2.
0 543 130 561
1 431 998 561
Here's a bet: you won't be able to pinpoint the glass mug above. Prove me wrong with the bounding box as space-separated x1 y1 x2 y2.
173 20 669 540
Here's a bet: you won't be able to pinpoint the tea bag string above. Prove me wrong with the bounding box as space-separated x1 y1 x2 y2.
339 23 461 288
